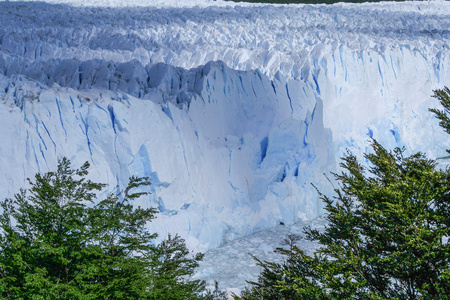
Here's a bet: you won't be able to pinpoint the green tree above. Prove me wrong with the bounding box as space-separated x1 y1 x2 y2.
148 233 206 299
430 86 450 152
0 158 213 299
238 89 450 299
204 281 228 300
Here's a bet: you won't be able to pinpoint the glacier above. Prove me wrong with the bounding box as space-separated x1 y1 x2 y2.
0 0 449 252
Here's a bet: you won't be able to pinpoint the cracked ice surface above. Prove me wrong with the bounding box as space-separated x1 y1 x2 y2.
2 1 449 79
0 0 449 254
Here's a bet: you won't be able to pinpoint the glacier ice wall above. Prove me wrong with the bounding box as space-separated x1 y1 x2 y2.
0 61 333 250
0 1 449 250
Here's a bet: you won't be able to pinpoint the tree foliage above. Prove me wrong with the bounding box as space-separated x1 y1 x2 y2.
238 88 450 299
430 87 450 150
0 158 214 299
148 233 206 299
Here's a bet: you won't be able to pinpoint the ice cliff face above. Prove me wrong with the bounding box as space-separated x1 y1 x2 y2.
1 0 449 250
0 60 332 249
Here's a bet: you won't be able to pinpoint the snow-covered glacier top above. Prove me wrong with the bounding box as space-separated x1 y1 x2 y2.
2 0 449 78
0 0 449 252
7 0 244 8
6 0 450 10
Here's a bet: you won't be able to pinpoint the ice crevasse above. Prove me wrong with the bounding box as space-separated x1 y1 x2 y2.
0 0 449 251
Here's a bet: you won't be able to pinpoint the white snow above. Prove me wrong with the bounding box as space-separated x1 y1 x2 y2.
0 0 449 289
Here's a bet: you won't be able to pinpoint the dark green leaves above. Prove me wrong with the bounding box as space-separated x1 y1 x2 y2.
0 158 215 299
430 87 450 137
